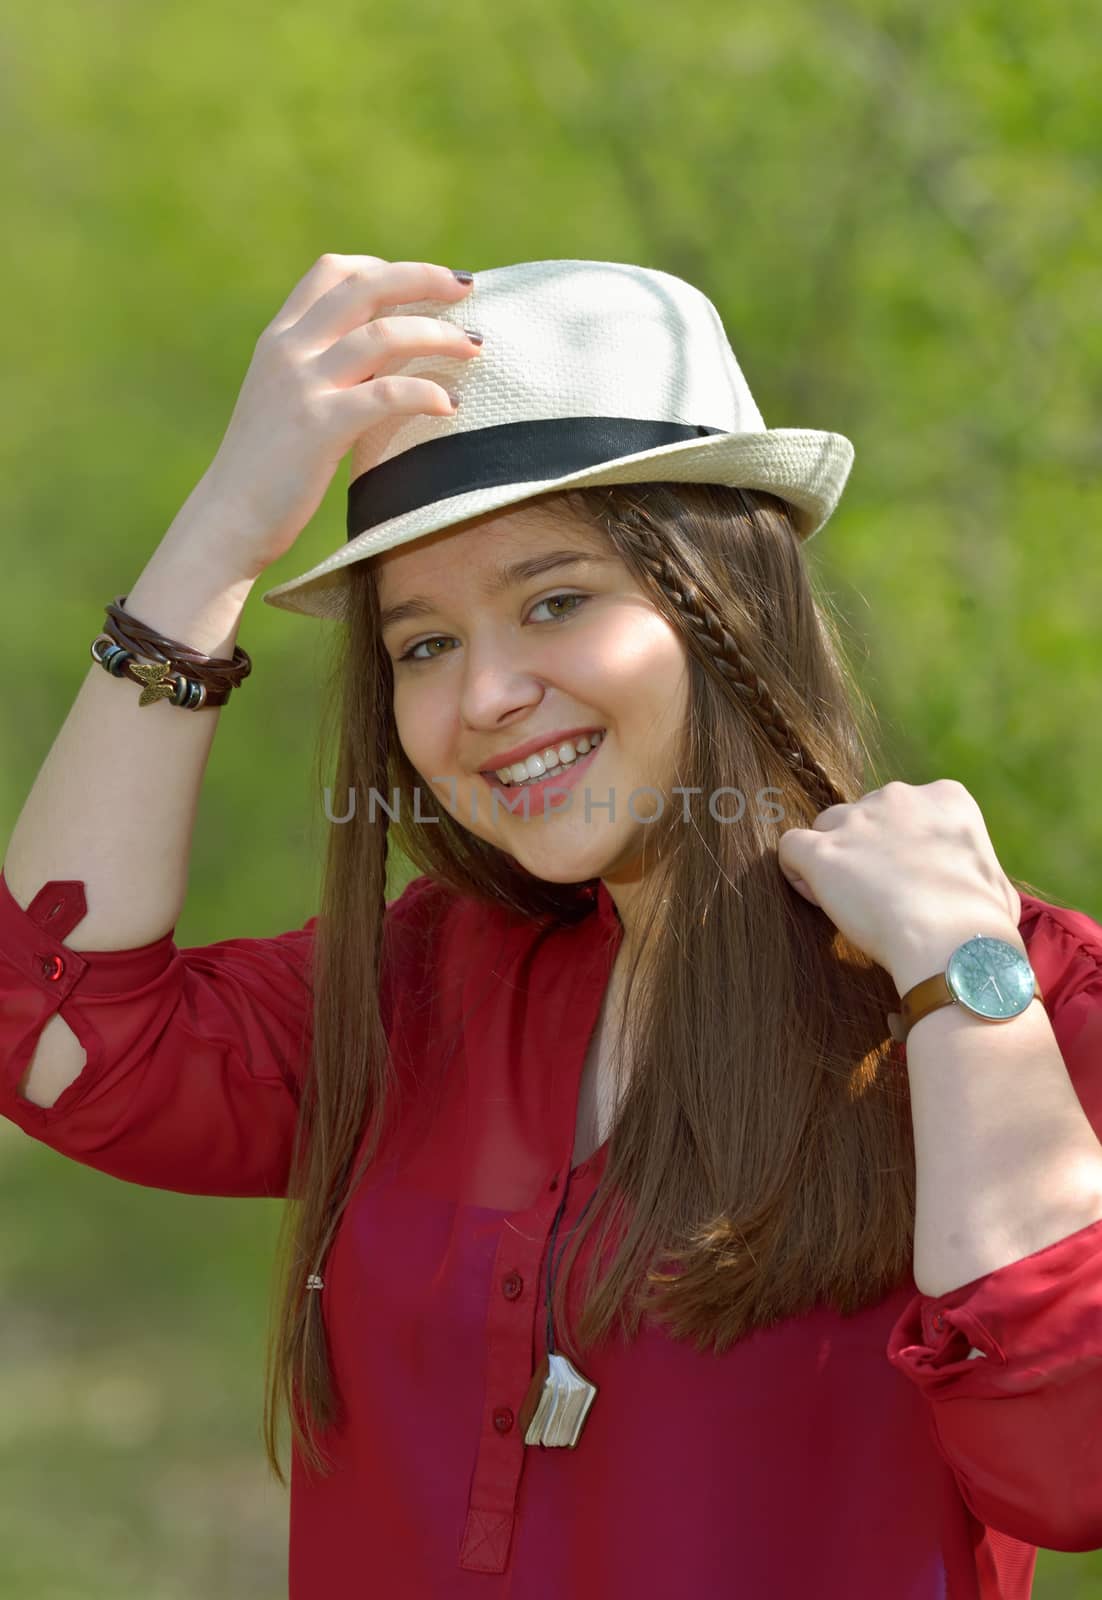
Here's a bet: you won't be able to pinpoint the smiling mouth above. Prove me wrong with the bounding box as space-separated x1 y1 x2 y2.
479 732 604 793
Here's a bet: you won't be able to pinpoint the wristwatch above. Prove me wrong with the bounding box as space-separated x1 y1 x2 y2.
888 933 1044 1046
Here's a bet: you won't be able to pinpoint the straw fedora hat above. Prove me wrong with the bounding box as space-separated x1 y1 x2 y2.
260 258 854 622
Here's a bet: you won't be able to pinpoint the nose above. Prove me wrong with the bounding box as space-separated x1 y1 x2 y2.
457 635 549 733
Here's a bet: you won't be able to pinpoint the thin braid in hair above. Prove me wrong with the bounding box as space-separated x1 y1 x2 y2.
625 519 846 817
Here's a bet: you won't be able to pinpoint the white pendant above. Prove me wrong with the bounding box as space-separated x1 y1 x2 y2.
521 1352 598 1448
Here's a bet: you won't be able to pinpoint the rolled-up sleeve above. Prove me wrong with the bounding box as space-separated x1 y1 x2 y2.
886 898 1102 1552
0 867 317 1198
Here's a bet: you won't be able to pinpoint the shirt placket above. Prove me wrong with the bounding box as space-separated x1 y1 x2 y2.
459 1168 567 1573
459 897 620 1575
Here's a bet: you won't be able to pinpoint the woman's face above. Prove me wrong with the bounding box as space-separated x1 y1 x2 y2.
374 501 690 890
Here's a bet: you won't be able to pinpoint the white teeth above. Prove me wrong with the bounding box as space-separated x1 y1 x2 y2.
492 730 605 786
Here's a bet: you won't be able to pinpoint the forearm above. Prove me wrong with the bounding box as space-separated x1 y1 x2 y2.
892 918 1102 1298
3 481 257 951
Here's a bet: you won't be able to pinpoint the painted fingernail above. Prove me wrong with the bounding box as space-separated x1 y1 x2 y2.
451 270 474 284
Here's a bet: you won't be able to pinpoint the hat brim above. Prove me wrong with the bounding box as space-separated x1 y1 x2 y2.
260 427 853 622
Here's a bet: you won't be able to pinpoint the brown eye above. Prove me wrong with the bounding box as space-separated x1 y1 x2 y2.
530 593 588 623
398 635 454 663
398 593 590 664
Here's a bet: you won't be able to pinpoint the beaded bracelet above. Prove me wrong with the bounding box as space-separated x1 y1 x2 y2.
89 593 252 710
90 633 216 709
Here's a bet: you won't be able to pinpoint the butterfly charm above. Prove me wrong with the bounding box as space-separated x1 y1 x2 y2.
130 658 177 707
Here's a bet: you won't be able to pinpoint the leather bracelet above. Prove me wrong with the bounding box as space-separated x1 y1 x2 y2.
90 594 252 710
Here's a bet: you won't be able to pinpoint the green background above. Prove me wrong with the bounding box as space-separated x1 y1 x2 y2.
1 0 1099 1592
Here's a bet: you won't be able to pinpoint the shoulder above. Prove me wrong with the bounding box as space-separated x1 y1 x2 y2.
380 874 556 1014
383 872 538 954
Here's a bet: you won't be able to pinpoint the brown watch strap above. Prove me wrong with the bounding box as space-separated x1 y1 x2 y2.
896 972 955 1042
889 970 1044 1045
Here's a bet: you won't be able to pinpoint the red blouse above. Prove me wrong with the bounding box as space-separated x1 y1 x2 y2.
1 864 1101 1599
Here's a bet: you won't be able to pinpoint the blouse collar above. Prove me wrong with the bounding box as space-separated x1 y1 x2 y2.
594 877 622 931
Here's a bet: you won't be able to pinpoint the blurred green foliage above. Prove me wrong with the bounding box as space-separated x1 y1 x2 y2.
1 0 1099 1592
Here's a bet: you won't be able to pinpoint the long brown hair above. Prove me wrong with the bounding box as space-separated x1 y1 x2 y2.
261 481 1040 1483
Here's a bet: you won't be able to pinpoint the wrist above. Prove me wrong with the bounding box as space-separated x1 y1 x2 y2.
164 485 265 587
887 912 1026 998
125 512 257 660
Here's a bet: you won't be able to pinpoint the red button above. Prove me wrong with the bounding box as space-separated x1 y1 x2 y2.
493 1407 514 1435
502 1271 523 1301
40 954 64 981
932 1313 945 1332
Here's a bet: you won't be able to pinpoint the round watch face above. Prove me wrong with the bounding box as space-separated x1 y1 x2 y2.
945 936 1035 1020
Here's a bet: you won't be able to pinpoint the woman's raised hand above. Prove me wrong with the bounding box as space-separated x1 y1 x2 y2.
194 255 480 580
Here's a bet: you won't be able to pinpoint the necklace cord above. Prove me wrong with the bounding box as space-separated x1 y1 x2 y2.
544 1170 600 1353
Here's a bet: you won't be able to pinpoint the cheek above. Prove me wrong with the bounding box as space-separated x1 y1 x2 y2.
592 613 688 709
393 688 453 776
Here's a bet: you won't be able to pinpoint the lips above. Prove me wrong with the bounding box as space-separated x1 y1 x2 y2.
481 736 603 808
478 726 606 776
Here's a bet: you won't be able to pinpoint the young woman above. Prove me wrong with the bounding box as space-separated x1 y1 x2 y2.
2 256 1101 1599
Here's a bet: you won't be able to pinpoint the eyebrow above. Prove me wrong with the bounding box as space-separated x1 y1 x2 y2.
378 549 616 634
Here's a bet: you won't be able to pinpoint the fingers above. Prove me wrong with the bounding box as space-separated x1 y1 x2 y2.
284 258 474 352
262 253 387 338
254 255 481 456
324 371 463 429
313 312 481 390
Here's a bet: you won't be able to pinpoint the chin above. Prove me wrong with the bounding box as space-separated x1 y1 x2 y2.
507 835 632 888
